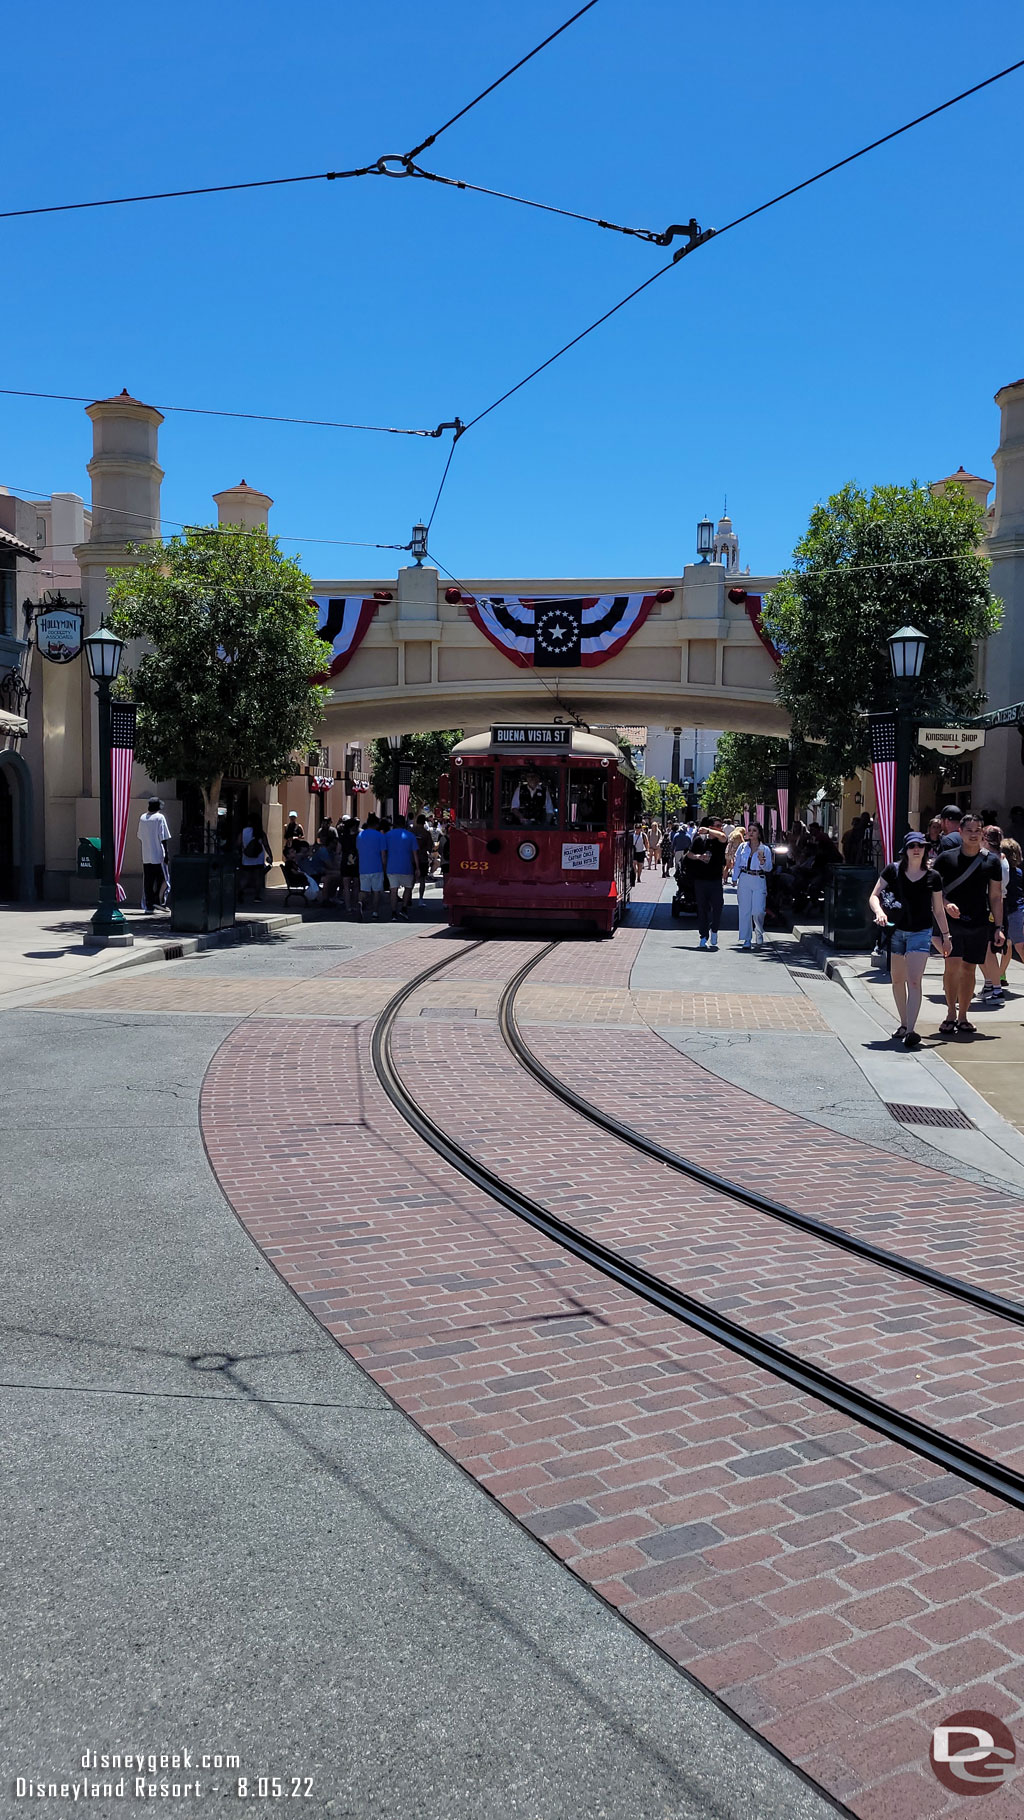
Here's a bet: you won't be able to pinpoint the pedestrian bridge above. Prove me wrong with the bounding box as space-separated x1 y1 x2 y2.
318 560 788 741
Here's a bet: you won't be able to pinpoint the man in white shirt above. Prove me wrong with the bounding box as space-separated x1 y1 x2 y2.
138 797 172 912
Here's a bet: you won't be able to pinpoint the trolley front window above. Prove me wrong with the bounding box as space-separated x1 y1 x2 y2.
455 769 494 827
499 765 560 829
567 769 608 832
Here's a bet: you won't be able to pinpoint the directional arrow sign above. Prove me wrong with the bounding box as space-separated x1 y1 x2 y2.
918 727 986 756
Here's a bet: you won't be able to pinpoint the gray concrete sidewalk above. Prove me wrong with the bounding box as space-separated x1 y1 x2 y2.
0 900 301 1010
1 916 840 1820
632 882 1024 1193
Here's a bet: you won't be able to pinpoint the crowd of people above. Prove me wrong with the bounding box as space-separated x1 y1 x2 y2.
868 804 1024 1044
268 809 445 920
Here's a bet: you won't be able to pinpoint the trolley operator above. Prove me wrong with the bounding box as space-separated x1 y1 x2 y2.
509 768 557 827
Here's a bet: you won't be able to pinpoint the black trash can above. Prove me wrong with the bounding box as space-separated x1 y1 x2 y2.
169 854 237 934
823 865 876 949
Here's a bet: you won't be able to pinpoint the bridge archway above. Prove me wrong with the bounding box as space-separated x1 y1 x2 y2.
319 561 789 744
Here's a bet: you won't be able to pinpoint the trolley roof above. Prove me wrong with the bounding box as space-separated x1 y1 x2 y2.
453 726 626 760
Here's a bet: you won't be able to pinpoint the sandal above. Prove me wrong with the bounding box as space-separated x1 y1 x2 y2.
955 1020 977 1036
904 1030 922 1048
938 1018 957 1035
891 1026 907 1041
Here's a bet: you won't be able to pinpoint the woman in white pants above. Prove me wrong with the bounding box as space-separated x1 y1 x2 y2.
732 823 772 948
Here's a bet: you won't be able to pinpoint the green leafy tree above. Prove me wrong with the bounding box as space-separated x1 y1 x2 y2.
639 776 688 819
762 481 1000 780
700 734 834 818
106 524 329 827
369 730 463 810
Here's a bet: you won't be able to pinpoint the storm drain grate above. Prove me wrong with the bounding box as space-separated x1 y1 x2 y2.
788 968 826 980
162 945 185 960
886 1102 975 1129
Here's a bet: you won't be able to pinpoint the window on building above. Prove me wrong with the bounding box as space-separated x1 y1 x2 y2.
455 769 494 827
0 565 15 640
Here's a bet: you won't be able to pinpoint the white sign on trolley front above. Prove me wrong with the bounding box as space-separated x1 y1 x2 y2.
561 843 600 870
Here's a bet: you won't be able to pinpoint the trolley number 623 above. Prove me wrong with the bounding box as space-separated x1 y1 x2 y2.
459 859 489 872
236 1777 314 1798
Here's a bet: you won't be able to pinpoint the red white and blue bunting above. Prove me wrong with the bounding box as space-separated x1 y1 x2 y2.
313 595 388 677
460 591 670 670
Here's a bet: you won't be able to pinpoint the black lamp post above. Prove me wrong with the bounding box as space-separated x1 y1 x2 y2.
696 517 714 564
386 733 404 817
887 624 928 845
83 624 131 946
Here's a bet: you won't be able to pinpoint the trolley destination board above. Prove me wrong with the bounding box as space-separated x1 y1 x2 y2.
490 724 572 747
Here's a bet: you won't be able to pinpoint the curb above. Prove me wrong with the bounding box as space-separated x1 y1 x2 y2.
87 912 304 973
792 925 1024 1183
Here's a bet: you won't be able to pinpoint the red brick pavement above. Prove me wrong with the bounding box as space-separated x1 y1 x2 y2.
525 1023 1024 1310
392 1016 1024 1469
200 932 1024 1819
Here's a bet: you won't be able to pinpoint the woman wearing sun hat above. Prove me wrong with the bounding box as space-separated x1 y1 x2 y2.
869 831 951 1046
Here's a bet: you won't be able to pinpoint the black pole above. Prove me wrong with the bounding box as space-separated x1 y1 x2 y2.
391 748 401 819
894 681 914 843
89 677 128 942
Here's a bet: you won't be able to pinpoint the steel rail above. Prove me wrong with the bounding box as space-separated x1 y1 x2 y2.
371 946 1024 1512
497 947 1024 1332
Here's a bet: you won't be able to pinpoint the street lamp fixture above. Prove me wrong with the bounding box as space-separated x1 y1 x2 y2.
82 624 131 947
410 523 428 564
888 625 928 681
887 624 928 846
696 517 714 563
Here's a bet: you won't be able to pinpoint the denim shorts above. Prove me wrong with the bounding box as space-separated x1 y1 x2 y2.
889 927 934 955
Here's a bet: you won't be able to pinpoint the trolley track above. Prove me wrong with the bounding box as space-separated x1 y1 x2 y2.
371 940 1024 1513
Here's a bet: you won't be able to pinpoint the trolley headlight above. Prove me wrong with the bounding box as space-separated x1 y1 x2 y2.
517 840 538 862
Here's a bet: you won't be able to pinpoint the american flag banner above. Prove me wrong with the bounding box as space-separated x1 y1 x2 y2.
398 783 410 817
312 596 380 676
109 703 137 905
464 592 669 668
743 807 750 829
769 806 778 840
756 802 766 828
777 788 789 833
870 713 898 865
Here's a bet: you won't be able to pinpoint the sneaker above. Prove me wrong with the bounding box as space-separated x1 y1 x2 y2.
698 937 708 950
981 982 995 1002
709 934 718 950
737 942 751 950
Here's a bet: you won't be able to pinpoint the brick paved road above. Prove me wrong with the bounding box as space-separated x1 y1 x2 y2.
197 923 1024 1820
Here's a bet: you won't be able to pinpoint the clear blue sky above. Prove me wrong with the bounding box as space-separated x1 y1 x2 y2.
3 0 1022 581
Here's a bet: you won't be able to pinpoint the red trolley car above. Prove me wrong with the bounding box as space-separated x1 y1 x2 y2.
442 724 640 935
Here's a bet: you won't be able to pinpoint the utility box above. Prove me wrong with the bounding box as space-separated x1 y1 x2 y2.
169 854 237 934
77 836 102 878
823 865 877 949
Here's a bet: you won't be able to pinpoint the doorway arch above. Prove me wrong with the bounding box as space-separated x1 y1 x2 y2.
0 749 35 900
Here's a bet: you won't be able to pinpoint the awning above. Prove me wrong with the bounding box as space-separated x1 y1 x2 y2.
0 526 42 562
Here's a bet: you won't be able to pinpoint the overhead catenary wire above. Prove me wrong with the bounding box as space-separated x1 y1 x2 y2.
402 1 601 161
0 3 601 225
4 481 410 552
0 387 447 440
455 54 1024 439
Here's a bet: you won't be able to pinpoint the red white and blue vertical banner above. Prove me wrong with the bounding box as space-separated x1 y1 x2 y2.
398 783 411 817
460 590 672 668
109 702 137 905
756 802 766 829
777 788 789 834
769 806 778 841
743 807 750 829
870 713 898 866
313 596 387 676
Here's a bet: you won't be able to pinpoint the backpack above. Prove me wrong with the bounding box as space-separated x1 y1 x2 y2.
244 832 264 859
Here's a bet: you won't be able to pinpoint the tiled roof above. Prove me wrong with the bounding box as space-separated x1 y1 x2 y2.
0 525 41 561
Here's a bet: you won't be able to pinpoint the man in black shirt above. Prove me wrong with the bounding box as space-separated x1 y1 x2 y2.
685 818 728 950
933 814 1004 1033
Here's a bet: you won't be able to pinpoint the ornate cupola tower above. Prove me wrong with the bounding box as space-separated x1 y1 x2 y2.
713 507 740 573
